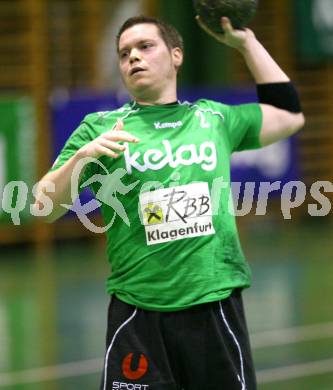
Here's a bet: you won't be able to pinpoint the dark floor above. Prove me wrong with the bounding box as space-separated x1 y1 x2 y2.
0 219 332 389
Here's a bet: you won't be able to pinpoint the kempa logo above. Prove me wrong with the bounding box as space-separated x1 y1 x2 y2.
124 140 217 174
154 120 183 129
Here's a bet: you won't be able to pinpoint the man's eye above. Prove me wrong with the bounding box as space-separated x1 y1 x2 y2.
120 51 129 59
142 43 152 49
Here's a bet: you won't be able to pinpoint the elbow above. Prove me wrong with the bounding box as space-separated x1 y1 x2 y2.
298 112 306 129
294 112 306 133
39 213 59 224
32 211 61 224
31 200 62 224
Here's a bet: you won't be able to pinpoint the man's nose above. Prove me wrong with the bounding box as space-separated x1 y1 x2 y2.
129 48 141 64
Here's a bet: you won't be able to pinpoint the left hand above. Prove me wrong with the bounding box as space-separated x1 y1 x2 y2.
196 16 255 52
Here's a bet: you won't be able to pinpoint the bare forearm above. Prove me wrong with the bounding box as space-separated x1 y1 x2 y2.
239 36 289 83
238 36 305 144
34 151 85 222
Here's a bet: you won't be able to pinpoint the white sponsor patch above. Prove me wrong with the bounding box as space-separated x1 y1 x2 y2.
139 182 215 245
124 140 217 174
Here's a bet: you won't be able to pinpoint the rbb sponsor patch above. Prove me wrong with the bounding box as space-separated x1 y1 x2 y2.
139 182 215 245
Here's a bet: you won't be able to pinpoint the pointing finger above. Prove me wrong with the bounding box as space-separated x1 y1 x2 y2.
114 120 124 131
104 130 140 143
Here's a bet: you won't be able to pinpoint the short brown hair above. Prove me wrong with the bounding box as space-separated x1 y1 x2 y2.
116 16 184 53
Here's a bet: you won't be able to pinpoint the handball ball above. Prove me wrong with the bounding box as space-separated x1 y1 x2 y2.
194 0 258 33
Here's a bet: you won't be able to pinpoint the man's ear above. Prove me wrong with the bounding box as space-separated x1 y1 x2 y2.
172 47 184 70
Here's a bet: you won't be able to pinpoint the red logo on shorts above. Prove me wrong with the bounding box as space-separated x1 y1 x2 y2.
122 353 148 380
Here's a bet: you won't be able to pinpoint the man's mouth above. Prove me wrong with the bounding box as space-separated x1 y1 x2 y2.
130 67 146 76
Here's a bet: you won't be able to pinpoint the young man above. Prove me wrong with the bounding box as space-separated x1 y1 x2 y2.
35 15 305 390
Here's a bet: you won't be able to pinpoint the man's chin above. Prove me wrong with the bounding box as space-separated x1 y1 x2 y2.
128 83 155 99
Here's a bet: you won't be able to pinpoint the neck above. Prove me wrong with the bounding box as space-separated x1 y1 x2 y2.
135 96 178 106
130 79 178 106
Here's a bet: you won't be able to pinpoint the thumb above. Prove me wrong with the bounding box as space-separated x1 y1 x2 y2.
114 119 124 131
221 17 233 33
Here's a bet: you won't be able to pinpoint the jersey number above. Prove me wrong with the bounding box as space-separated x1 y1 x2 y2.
195 110 210 128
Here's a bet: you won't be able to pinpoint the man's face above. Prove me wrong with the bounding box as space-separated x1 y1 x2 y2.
118 23 182 99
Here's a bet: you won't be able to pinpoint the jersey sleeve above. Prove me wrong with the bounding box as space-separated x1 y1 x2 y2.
49 115 97 191
226 103 263 152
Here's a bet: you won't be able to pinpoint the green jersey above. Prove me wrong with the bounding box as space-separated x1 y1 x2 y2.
52 99 262 311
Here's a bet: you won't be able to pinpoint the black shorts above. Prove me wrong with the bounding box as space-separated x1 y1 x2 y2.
100 289 257 390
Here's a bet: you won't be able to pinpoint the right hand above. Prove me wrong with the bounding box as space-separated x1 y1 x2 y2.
196 16 255 52
78 120 140 159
